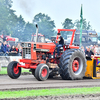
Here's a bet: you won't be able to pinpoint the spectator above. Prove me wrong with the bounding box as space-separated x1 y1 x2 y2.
17 43 22 56
10 45 17 53
15 45 19 53
85 46 94 58
97 49 100 55
93 45 96 54
81 46 85 52
90 45 94 53
1 41 9 56
0 42 2 52
94 45 98 55
6 41 11 50
90 45 93 50
0 42 3 56
97 46 100 55
9 45 19 56
3 35 7 41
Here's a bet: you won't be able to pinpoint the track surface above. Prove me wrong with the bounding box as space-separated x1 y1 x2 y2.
0 75 100 90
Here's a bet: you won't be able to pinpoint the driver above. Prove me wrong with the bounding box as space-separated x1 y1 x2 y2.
53 32 64 57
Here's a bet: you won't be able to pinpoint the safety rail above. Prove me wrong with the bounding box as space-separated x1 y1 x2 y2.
0 56 22 67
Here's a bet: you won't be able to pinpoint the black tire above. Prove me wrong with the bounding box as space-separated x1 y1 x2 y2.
7 61 21 79
59 49 87 80
35 64 49 81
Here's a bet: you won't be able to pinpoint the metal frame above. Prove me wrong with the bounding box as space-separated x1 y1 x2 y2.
57 29 79 49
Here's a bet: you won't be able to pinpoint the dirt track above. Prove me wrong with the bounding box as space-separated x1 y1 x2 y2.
1 75 100 100
0 75 100 91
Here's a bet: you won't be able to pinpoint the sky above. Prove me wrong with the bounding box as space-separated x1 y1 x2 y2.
11 0 100 32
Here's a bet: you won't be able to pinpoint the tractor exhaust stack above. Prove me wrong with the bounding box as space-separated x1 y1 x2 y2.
35 24 38 42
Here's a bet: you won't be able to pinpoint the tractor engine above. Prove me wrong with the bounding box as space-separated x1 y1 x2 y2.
21 42 56 62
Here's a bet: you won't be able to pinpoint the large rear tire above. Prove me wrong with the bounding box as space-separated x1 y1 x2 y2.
35 64 49 81
7 61 21 79
59 49 86 80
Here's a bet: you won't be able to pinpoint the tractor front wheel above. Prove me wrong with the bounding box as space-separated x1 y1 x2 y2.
7 61 21 79
35 64 49 81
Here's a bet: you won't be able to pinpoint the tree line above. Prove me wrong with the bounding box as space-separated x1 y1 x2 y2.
0 0 92 41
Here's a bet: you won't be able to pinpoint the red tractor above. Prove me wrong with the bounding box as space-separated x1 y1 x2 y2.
7 25 87 81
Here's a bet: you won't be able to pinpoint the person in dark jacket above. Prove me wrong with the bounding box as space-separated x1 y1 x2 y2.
1 41 9 56
85 46 94 58
9 45 18 56
0 42 2 52
53 33 64 57
0 42 3 56
10 45 17 53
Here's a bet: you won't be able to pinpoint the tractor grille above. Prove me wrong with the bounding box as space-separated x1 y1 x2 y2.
23 48 31 59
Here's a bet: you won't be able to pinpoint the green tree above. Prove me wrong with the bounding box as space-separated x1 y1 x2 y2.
62 18 74 29
74 19 92 30
12 15 26 41
0 0 18 35
82 19 87 30
33 13 56 39
0 0 10 35
23 22 35 41
74 19 80 30
62 18 74 38
4 0 12 8
86 21 92 30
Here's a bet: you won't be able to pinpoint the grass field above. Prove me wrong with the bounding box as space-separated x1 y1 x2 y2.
0 67 30 74
0 87 100 99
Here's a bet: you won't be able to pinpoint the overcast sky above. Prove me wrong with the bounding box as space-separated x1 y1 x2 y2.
11 0 100 32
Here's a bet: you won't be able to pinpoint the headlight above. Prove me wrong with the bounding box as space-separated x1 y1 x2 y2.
28 43 31 47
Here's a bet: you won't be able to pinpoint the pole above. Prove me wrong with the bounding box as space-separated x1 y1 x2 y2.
80 4 83 47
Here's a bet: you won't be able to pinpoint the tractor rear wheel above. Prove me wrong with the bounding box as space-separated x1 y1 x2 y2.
7 61 21 79
59 49 86 80
35 64 49 81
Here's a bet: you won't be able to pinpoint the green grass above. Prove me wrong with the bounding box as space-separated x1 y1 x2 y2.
0 67 30 74
0 87 100 99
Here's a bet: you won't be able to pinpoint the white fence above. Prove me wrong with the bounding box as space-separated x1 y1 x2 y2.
0 56 22 68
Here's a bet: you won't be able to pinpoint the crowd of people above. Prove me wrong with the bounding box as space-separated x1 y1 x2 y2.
81 45 100 58
0 41 22 56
